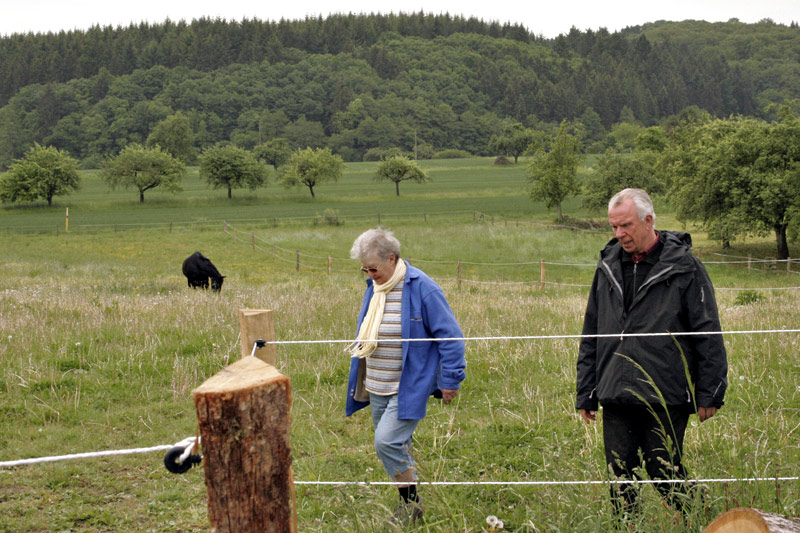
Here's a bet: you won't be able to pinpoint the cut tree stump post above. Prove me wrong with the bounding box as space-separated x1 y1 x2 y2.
703 507 800 532
193 309 296 532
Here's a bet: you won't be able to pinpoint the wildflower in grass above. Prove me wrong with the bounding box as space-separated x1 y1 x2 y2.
486 515 504 530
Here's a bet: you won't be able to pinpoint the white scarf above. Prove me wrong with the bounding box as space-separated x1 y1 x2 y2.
348 259 407 359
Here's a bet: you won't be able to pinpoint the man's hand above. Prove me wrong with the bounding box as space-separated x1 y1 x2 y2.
698 406 718 422
441 389 459 404
580 409 596 423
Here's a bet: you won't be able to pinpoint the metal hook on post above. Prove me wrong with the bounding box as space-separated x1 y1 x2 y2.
250 338 266 357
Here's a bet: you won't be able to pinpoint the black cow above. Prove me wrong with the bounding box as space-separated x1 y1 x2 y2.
182 252 225 292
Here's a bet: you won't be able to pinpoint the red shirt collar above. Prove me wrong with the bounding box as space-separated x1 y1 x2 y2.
631 232 660 263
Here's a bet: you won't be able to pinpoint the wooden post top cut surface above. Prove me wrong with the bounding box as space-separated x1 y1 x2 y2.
703 507 800 533
192 356 286 395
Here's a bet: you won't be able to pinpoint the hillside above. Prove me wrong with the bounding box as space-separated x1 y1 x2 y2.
0 13 797 167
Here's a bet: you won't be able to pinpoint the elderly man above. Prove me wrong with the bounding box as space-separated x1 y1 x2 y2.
576 188 727 515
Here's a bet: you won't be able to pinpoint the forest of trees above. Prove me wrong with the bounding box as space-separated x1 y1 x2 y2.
0 13 797 168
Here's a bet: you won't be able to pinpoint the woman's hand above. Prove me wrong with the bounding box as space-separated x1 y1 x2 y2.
440 389 459 404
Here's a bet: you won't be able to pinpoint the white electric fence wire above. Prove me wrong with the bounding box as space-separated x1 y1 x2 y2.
265 328 800 346
1 445 795 489
294 477 800 486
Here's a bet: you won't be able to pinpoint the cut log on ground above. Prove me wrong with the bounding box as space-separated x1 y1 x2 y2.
704 507 800 532
193 355 296 533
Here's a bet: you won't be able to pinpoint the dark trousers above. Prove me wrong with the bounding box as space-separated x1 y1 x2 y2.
602 403 692 513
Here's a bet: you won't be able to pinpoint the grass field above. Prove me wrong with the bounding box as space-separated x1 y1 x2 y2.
1 159 799 531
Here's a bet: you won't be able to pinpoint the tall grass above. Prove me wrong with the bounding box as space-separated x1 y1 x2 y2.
1 215 799 530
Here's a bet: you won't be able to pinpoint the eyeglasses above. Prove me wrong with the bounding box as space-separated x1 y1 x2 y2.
360 260 386 274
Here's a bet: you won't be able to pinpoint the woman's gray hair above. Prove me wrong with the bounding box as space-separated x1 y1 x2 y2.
609 188 656 227
350 227 402 262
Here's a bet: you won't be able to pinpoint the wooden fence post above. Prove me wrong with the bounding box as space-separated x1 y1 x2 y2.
252 233 255 252
238 309 277 365
193 309 296 532
788 257 792 274
328 255 332 275
540 259 546 290
296 251 300 272
748 254 752 271
457 260 462 289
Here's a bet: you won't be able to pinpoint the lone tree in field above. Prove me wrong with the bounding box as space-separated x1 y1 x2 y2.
199 144 268 199
102 144 185 203
375 155 429 196
279 147 343 198
527 120 584 219
254 138 292 170
489 122 540 164
0 143 80 206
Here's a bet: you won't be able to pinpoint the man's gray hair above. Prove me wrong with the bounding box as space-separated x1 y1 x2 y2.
350 227 402 262
609 188 656 226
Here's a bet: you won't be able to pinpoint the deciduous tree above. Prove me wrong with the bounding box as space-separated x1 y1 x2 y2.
375 156 429 196
0 143 80 206
146 112 196 164
279 147 343 198
488 122 538 164
527 120 584 219
199 144 268 199
102 143 184 203
666 108 800 258
254 138 292 170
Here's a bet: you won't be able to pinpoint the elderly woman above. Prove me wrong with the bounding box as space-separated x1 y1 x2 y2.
346 227 466 525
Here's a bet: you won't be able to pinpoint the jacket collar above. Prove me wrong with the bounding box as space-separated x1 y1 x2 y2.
601 230 695 272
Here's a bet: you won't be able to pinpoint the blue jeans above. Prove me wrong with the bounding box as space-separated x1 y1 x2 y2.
369 393 420 479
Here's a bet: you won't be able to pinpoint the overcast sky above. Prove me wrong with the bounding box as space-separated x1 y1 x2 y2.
2 0 797 38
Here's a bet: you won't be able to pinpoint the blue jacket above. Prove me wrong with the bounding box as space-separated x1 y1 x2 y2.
345 262 466 420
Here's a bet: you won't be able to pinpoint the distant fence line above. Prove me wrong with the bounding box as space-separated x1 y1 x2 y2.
224 223 800 291
1 210 521 234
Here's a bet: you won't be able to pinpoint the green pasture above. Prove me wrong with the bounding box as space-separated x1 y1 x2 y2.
1 159 800 531
0 157 606 230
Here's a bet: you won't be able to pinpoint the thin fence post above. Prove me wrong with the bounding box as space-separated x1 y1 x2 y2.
169 222 173 233
788 257 792 274
252 233 255 252
328 255 332 275
377 213 381 225
424 213 427 223
748 254 752 271
56 225 59 236
273 217 277 228
296 251 300 272
540 259 546 290
457 260 462 289
223 220 227 233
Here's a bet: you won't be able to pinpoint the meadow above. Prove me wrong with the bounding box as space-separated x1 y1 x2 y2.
1 158 799 531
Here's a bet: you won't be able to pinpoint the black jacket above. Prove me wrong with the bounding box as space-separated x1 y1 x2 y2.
576 231 727 411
